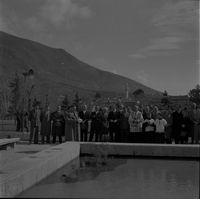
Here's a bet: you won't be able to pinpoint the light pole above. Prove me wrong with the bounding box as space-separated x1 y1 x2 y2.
22 69 34 133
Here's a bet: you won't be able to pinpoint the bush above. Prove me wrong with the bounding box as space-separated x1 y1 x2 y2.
85 144 114 166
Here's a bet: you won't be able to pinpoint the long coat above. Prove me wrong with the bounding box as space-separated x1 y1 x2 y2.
64 112 80 141
78 110 90 131
40 111 51 136
51 111 65 137
172 111 183 138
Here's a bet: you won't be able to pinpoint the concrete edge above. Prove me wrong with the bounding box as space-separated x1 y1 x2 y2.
80 142 200 158
0 142 80 198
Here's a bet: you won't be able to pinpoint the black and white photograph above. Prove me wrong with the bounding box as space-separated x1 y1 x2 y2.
0 0 199 198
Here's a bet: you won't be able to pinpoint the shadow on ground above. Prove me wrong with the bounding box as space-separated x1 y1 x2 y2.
16 151 40 154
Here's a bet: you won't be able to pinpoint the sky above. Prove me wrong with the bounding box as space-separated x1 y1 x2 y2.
0 0 199 95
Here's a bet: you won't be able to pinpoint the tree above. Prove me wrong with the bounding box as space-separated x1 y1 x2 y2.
95 91 102 100
133 89 145 104
163 90 168 96
73 92 81 111
133 89 144 97
61 95 70 111
0 77 11 114
32 97 40 108
188 85 200 105
161 90 171 106
8 72 22 115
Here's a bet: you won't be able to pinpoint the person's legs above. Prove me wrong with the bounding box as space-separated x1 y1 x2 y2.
59 136 62 143
89 126 95 142
109 129 114 142
84 130 88 142
115 128 121 143
34 126 39 144
121 129 125 142
29 126 35 144
42 136 45 144
95 128 99 142
46 135 50 143
52 135 56 143
165 138 172 144
80 130 84 142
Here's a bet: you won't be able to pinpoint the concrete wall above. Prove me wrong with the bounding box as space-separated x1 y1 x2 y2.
80 142 200 158
0 142 80 198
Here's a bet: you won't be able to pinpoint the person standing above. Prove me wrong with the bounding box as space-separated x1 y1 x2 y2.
120 106 130 143
188 103 197 144
128 105 143 143
108 105 121 142
40 106 51 144
180 108 190 144
151 106 159 120
101 107 109 142
153 112 167 144
89 105 103 142
24 111 29 133
73 106 82 141
143 106 150 120
193 107 200 144
142 113 155 143
164 108 173 144
51 106 65 143
172 105 183 144
15 111 21 132
28 105 41 144
78 105 90 142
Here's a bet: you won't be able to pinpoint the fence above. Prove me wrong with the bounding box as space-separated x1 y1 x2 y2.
0 120 16 131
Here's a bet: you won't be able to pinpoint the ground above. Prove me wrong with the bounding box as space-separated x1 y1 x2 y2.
0 130 60 166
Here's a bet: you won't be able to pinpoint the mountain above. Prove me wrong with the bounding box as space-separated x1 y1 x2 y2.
0 31 161 105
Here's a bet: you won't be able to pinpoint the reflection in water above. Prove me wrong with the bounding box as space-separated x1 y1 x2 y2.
18 157 199 199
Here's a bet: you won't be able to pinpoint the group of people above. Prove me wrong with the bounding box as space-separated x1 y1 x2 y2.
19 102 200 145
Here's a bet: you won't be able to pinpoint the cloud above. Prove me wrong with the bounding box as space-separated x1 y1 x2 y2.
130 36 184 58
129 54 145 59
151 0 199 28
23 16 46 32
134 70 149 84
130 0 198 58
140 36 185 52
39 0 93 28
0 2 17 35
0 0 93 37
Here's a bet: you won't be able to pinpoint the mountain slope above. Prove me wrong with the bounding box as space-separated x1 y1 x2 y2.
0 31 160 100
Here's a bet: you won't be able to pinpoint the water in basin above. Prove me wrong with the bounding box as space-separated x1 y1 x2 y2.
18 157 199 199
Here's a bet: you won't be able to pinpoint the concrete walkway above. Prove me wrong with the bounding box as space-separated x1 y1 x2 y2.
0 141 56 166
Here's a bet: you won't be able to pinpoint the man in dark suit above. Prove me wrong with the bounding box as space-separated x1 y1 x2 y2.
78 105 90 142
172 105 183 144
108 105 121 142
89 105 103 142
28 105 41 144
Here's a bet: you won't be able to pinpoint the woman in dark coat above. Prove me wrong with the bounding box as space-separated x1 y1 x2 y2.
40 106 51 143
120 106 130 143
101 107 109 142
51 106 65 143
180 108 190 144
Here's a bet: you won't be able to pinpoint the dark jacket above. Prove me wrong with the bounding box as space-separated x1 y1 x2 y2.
79 110 90 130
51 111 65 136
90 111 103 128
108 111 120 129
120 113 129 129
